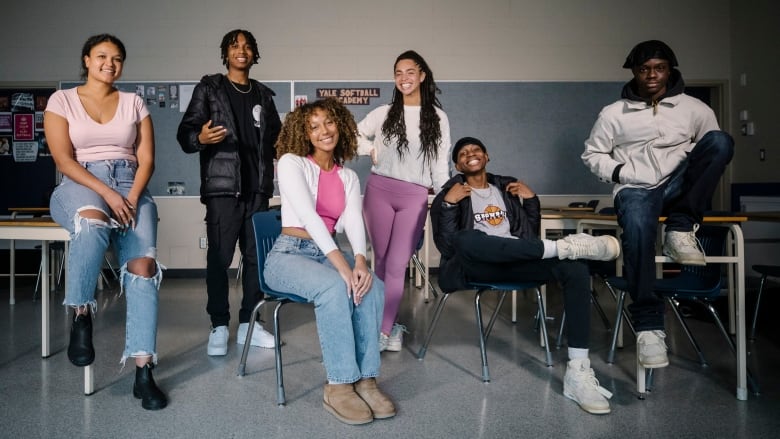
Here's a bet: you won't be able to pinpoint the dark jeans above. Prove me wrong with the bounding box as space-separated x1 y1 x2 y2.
205 193 269 327
614 130 734 331
453 229 592 349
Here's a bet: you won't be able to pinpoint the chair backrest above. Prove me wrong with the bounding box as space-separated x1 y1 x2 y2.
658 225 730 298
251 210 282 293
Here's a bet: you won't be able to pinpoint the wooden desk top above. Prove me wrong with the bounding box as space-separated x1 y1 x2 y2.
741 211 780 222
541 206 596 212
8 207 50 213
541 211 748 222
0 217 60 227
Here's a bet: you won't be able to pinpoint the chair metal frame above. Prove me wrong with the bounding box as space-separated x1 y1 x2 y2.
417 281 553 383
236 210 309 406
750 264 780 340
604 225 759 397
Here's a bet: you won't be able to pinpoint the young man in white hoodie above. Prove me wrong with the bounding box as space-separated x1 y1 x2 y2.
581 40 734 370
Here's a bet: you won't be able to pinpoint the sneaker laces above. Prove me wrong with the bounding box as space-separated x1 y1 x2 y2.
672 224 705 254
563 236 598 259
573 365 613 399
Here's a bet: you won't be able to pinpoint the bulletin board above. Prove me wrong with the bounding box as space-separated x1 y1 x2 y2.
0 86 57 215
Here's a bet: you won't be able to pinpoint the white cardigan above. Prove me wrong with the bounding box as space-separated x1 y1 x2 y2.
276 154 367 257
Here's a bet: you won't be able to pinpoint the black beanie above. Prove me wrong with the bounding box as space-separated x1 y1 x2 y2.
451 136 487 163
622 40 679 69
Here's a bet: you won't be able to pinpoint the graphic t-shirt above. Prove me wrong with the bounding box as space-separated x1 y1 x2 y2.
470 184 514 239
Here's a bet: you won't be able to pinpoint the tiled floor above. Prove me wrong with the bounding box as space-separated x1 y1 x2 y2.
2 273 779 438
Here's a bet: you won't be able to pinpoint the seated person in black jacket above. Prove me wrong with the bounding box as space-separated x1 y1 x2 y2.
430 136 619 415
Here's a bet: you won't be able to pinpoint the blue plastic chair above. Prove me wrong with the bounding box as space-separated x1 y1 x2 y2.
236 210 308 406
417 280 552 382
604 225 759 397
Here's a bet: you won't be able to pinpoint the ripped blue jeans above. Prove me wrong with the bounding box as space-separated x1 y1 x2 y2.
50 160 162 364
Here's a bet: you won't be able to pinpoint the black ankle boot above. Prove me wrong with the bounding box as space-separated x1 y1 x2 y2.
133 364 168 410
67 311 95 367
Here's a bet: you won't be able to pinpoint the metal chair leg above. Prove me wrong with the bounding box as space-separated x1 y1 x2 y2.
237 299 267 376
417 293 450 360
533 288 553 367
474 290 491 382
750 275 767 340
556 311 566 349
272 301 287 406
484 290 507 341
703 301 760 395
667 298 707 366
607 290 627 364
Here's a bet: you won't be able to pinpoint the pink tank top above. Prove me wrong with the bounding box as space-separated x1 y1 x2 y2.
310 156 345 233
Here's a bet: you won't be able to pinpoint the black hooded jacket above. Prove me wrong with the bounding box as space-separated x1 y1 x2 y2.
177 74 281 202
430 173 541 292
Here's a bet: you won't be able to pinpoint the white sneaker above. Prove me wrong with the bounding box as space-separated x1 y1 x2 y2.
637 330 669 368
207 326 228 356
379 333 389 352
563 358 612 415
557 234 620 261
386 324 407 352
237 322 276 349
663 224 706 266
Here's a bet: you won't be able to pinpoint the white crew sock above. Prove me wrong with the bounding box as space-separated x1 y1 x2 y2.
568 347 589 360
541 239 558 259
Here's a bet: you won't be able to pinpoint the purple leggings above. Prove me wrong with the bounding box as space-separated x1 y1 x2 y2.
363 174 429 335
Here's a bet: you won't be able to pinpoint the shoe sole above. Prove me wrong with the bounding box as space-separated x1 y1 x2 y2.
563 390 611 414
236 339 275 349
662 249 706 266
639 359 669 368
384 344 402 352
207 346 227 356
601 235 621 260
322 401 373 425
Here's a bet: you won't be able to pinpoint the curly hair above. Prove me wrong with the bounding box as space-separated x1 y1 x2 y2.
80 34 126 80
220 29 260 67
381 50 443 167
275 98 358 165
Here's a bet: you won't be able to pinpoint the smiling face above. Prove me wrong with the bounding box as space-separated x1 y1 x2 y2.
225 33 255 72
454 143 489 174
83 41 123 84
632 58 670 100
394 58 426 104
307 108 339 156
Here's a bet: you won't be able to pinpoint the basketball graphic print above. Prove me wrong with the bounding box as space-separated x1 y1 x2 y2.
483 205 503 225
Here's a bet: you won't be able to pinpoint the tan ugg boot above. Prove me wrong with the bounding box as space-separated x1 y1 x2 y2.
323 383 373 425
354 378 396 419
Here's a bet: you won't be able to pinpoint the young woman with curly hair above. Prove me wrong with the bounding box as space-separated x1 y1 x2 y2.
265 98 395 425
358 50 451 352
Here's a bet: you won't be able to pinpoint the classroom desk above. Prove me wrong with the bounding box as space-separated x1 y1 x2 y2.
540 212 750 401
0 218 94 394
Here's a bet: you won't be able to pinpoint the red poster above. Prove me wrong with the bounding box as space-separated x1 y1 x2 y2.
13 113 34 141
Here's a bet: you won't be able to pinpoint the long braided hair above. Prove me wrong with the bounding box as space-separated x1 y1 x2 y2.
381 50 443 166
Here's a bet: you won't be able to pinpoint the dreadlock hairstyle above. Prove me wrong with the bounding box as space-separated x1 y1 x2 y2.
275 98 359 166
220 29 261 67
381 50 443 166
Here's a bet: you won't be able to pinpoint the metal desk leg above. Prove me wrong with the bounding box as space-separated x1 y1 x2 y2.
84 366 94 395
41 240 50 358
9 239 15 305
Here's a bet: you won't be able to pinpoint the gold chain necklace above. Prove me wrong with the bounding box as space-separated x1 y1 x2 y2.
229 78 252 94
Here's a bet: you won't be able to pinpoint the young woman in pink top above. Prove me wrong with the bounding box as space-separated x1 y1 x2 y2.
265 98 394 425
45 34 166 410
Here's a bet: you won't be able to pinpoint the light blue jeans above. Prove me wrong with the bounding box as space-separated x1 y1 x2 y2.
264 235 384 383
50 160 162 363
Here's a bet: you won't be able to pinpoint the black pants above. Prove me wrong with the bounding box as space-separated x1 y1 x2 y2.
205 193 269 327
614 130 734 331
453 229 592 349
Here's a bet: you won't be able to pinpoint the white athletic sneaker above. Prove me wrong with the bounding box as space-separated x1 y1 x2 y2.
207 325 228 356
563 358 612 415
637 330 669 368
237 322 276 349
663 224 706 266
557 234 620 261
379 333 389 352
386 324 407 352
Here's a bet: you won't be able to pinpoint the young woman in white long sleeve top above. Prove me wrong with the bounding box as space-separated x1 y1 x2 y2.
358 50 451 352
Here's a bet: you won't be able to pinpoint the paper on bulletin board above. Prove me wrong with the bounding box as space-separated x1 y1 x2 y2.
12 141 38 162
179 84 195 113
